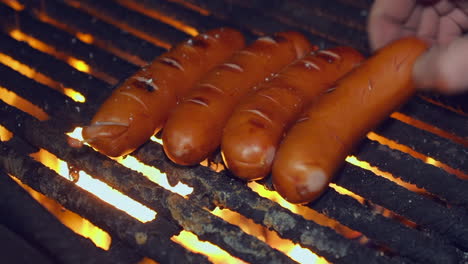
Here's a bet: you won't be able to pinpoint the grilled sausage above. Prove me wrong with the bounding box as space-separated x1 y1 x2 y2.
82 28 245 157
221 47 364 181
162 31 315 165
272 37 429 204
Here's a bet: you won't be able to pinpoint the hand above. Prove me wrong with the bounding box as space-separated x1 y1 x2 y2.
368 0 468 94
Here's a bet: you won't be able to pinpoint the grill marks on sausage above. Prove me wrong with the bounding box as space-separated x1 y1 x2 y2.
120 91 150 112
243 109 274 125
186 96 210 107
133 76 159 92
159 57 185 71
316 50 341 63
220 63 244 72
301 59 322 71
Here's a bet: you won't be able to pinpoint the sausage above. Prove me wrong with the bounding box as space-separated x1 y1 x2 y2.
272 37 429 204
221 47 364 181
162 31 315 165
82 28 245 157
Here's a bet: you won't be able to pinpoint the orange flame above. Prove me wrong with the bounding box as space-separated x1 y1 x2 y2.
115 0 199 36
30 148 157 223
65 0 171 50
0 125 13 142
248 182 361 241
367 132 467 180
391 112 467 147
346 155 426 194
211 206 329 264
9 29 117 84
173 231 246 264
10 175 112 250
0 86 49 120
0 53 86 102
0 0 24 10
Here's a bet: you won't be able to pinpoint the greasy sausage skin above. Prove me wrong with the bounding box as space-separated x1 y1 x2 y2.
82 28 245 157
272 37 429 204
221 47 364 181
162 31 314 165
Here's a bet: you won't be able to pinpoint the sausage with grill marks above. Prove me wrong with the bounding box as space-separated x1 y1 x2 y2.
272 37 429 204
221 47 364 181
82 28 245 157
162 31 315 165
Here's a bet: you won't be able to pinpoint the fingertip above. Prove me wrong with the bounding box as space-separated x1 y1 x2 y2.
414 39 468 94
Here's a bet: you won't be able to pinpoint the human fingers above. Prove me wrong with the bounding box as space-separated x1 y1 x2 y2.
368 0 420 50
413 37 468 93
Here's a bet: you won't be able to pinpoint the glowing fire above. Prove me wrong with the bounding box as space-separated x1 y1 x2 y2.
391 112 467 147
10 175 112 250
211 206 329 264
67 57 90 73
76 32 94 44
9 29 116 84
248 182 360 240
346 156 426 194
0 125 13 142
173 231 245 264
367 132 467 180
0 53 86 103
65 0 172 50
0 86 49 120
115 0 199 36
30 149 156 222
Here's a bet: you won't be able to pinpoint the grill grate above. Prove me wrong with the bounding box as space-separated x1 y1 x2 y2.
0 0 467 263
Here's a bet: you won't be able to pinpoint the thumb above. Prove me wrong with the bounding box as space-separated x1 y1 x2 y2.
413 37 468 94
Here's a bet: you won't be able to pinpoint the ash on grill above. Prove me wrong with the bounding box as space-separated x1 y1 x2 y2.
0 0 467 263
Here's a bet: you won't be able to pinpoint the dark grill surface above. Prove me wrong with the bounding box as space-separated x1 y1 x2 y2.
0 0 467 263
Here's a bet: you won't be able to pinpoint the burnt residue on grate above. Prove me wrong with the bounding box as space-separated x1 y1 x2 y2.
0 143 209 264
0 102 299 264
0 168 145 264
0 0 467 263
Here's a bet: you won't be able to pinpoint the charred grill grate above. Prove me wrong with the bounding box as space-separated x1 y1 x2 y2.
0 0 467 263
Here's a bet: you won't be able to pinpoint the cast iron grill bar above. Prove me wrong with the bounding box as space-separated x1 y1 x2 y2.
397 96 467 140
334 164 468 250
0 3 138 82
0 143 211 264
0 169 143 264
420 92 468 115
0 32 111 111
375 118 467 172
0 102 407 264
356 139 468 208
17 0 165 64
0 0 467 262
63 0 191 46
159 0 338 48
308 188 459 264
133 141 457 264
0 63 85 125
120 0 255 38
0 102 300 264
281 0 368 31
0 20 464 264
226 0 370 53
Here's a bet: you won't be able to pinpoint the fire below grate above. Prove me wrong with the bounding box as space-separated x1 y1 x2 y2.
0 0 467 263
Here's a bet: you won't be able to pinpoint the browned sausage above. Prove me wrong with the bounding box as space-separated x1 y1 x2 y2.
162 31 315 165
221 47 364 181
272 37 429 204
82 28 245 157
